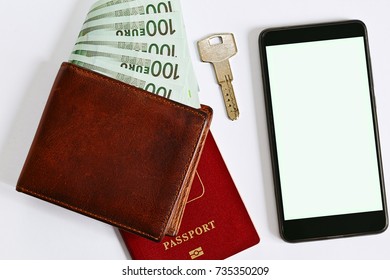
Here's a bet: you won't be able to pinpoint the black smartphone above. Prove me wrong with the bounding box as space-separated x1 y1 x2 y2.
259 20 388 242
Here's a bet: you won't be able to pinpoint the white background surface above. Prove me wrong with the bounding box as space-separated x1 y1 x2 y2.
1 0 390 260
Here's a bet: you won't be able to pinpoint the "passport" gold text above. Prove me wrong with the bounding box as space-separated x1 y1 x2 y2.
163 221 216 251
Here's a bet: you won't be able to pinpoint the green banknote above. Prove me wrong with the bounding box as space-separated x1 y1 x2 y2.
70 53 199 108
72 42 199 101
73 45 199 100
85 0 180 23
70 0 200 108
79 13 185 37
72 43 190 81
76 35 186 59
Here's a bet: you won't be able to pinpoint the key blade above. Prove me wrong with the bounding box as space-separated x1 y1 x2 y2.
221 80 240 120
198 33 237 63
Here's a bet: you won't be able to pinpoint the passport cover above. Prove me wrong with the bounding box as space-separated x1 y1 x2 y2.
120 133 260 259
16 62 212 242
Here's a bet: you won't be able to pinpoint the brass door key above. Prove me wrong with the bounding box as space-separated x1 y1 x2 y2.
198 33 239 121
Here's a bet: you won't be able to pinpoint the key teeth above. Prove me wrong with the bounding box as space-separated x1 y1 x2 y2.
219 81 239 121
224 75 233 82
226 108 240 121
229 114 239 121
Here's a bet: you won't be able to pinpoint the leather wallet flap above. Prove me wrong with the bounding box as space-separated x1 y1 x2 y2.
17 62 212 241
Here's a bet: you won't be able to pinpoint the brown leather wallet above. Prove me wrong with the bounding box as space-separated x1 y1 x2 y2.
16 62 212 241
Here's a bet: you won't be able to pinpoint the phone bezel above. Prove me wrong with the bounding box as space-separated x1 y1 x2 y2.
259 20 388 242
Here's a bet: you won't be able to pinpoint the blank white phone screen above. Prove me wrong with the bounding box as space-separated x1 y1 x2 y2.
266 37 383 220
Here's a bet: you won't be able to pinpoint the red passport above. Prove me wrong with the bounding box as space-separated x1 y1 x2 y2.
120 132 260 260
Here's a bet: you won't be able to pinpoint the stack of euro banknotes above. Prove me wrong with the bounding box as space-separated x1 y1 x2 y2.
70 0 200 108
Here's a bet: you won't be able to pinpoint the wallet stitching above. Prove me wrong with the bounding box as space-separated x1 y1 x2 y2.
17 187 157 240
65 62 208 119
66 62 211 240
